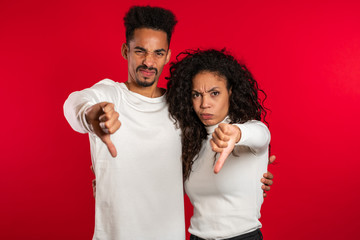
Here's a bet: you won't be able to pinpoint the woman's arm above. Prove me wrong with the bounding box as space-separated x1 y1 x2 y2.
210 120 270 172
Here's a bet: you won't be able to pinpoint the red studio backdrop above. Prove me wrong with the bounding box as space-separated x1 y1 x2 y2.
1 0 360 239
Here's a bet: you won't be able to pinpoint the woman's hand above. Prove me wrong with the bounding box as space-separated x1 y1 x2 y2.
210 123 241 173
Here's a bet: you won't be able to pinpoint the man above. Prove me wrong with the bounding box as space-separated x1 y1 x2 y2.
64 6 274 240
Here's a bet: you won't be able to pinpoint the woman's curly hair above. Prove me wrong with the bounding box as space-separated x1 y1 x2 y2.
166 49 268 181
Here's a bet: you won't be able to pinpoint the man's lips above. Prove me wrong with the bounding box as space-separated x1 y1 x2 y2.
200 114 213 120
139 69 156 77
137 65 158 78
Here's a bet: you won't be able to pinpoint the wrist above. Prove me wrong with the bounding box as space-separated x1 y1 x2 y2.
234 125 241 143
82 104 95 133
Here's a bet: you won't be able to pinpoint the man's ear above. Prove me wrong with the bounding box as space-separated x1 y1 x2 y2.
165 49 171 64
121 43 128 60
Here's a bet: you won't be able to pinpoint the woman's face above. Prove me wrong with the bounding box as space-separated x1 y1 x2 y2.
191 71 231 126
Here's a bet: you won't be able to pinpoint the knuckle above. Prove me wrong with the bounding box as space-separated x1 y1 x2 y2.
104 122 111 129
212 132 217 138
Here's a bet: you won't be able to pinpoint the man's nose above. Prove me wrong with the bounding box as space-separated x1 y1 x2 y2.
143 53 155 68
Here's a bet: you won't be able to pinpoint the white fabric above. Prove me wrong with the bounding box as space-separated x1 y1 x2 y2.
185 119 270 240
64 79 185 240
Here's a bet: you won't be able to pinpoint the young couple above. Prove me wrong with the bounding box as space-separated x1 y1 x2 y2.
64 6 273 240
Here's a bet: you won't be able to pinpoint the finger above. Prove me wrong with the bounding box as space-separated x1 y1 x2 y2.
99 122 110 134
219 123 241 143
92 179 96 188
210 139 223 153
263 171 274 180
269 155 276 165
90 165 95 174
261 178 273 186
99 112 111 122
99 112 120 133
102 102 115 113
263 192 267 198
108 119 121 134
99 105 116 122
105 112 120 133
214 138 235 174
102 135 117 157
211 132 228 148
214 127 230 141
92 179 96 198
261 184 271 191
218 123 230 134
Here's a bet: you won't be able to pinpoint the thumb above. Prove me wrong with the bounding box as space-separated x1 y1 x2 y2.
214 138 235 174
101 135 117 158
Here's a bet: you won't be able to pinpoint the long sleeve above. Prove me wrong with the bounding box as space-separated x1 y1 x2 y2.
63 79 121 134
234 120 270 155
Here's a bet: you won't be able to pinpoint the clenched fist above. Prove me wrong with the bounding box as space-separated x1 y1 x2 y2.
85 102 121 157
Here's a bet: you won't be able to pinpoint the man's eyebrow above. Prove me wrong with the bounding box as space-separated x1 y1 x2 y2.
133 46 166 53
134 46 146 51
154 49 166 53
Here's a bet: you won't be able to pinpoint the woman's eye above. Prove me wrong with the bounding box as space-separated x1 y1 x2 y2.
192 93 200 98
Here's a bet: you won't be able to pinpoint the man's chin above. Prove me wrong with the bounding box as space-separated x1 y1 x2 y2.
135 78 156 87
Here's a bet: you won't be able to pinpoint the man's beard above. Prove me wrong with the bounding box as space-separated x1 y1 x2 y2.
136 65 158 87
135 77 156 87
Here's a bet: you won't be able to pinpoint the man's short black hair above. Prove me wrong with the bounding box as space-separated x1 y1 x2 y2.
124 6 177 46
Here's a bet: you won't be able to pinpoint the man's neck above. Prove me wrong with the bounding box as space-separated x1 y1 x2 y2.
124 81 165 98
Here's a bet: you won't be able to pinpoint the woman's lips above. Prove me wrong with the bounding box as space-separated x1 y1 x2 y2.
200 114 213 120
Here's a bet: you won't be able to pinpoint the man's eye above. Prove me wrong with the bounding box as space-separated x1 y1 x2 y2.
135 51 145 55
156 52 164 56
211 91 219 96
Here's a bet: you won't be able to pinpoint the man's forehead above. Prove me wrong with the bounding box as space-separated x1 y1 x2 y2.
129 28 169 50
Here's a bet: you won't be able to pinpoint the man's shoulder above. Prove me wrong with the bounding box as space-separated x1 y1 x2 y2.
95 78 122 88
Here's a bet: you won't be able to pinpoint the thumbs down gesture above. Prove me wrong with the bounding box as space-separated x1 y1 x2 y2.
210 123 241 174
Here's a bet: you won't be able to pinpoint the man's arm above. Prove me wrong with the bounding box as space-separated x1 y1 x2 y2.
262 155 275 197
63 79 122 157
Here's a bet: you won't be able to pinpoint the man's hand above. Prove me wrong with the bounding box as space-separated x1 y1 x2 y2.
210 123 241 174
85 102 121 157
262 155 275 197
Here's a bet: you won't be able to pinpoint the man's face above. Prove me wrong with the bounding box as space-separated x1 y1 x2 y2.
122 28 171 87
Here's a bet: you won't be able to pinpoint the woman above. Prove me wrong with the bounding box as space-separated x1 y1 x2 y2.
166 49 270 240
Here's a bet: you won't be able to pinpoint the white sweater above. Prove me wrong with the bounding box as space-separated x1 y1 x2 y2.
64 79 185 240
185 120 270 240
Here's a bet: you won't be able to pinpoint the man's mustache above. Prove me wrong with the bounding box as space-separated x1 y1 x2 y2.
136 65 158 75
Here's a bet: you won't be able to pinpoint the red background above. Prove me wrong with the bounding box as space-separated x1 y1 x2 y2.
1 0 360 239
